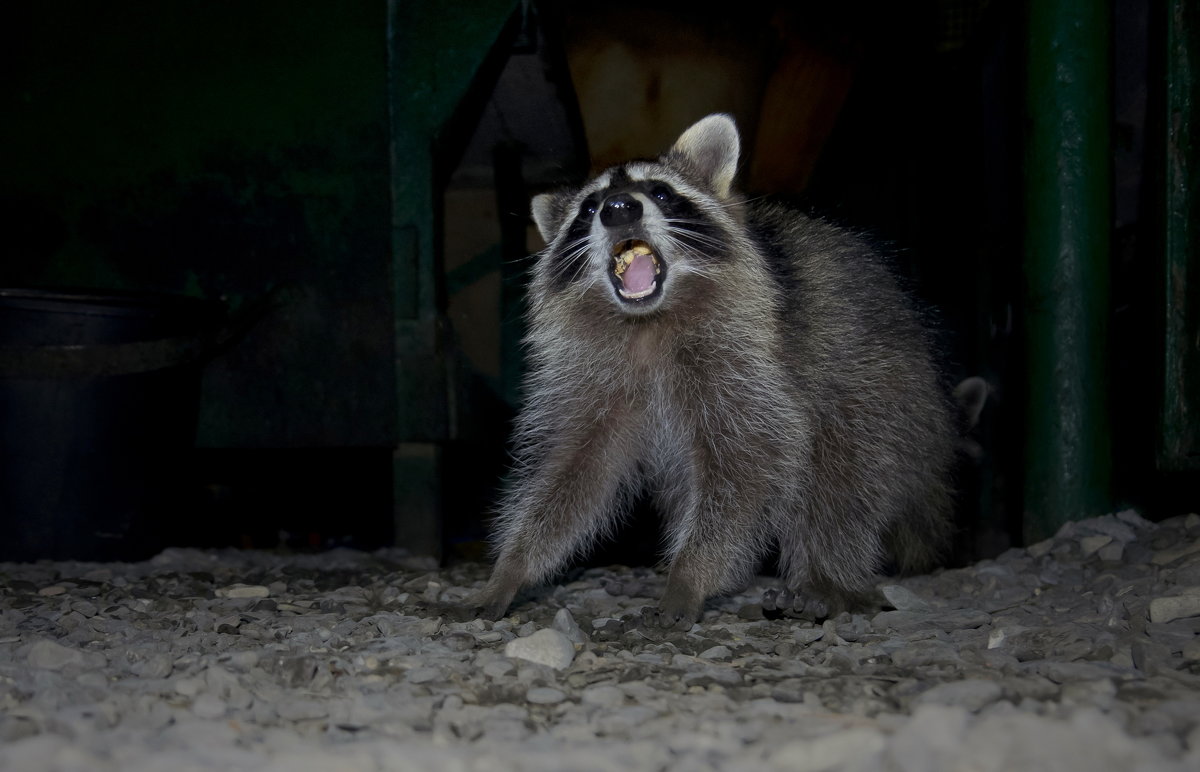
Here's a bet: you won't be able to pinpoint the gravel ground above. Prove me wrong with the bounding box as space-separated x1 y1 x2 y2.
2 509 1199 771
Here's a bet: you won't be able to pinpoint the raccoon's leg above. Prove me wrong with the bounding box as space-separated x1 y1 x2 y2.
470 428 636 620
774 421 894 622
785 525 887 621
774 492 881 622
641 441 773 629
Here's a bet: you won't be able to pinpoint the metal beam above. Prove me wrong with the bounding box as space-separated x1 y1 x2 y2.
1023 0 1114 542
387 0 518 556
1161 0 1200 471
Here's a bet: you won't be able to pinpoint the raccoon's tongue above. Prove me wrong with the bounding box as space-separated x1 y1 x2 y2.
621 253 658 295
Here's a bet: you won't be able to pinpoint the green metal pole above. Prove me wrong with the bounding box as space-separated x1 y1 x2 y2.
388 0 518 557
1023 0 1114 543
1161 0 1200 471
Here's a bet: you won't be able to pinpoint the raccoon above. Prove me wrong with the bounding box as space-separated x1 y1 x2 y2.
471 114 956 626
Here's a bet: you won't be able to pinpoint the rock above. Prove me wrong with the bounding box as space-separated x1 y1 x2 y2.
1116 508 1156 531
580 684 626 708
871 610 921 632
257 749 373 772
1082 514 1140 544
1034 660 1128 684
80 568 113 582
835 615 871 642
129 652 173 679
504 628 576 670
881 585 934 612
1149 595 1200 624
191 693 227 719
738 603 765 620
27 639 84 671
875 608 990 634
553 607 587 644
1152 541 1200 566
1061 678 1118 707
912 679 1003 712
794 625 825 645
698 645 732 660
173 677 204 697
591 617 626 641
214 583 270 599
969 708 1186 772
769 678 816 704
888 704 971 772
768 727 886 771
525 687 566 705
276 698 329 721
890 640 962 668
0 736 107 772
440 631 476 652
406 666 441 684
1026 537 1056 558
483 659 516 679
0 510 1193 769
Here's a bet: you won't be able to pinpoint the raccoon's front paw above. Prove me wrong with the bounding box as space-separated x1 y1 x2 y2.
638 585 702 630
474 599 512 621
761 587 835 623
464 588 517 621
432 601 493 623
637 605 696 631
470 561 526 620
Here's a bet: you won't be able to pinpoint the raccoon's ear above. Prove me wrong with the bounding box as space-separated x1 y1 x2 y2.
953 376 990 431
530 192 568 244
668 113 741 199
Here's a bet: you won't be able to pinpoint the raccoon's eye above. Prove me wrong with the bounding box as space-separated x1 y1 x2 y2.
579 199 599 218
650 185 673 203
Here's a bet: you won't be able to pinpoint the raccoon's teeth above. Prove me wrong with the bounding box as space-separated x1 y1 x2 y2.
619 281 658 300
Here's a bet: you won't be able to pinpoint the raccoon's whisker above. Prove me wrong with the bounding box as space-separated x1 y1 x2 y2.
557 237 591 260
671 264 724 283
662 227 724 245
671 236 729 257
662 217 723 231
709 194 771 209
660 224 729 250
554 238 593 274
504 252 541 266
659 230 729 262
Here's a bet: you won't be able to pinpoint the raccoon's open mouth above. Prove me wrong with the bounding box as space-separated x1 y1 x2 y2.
611 239 663 302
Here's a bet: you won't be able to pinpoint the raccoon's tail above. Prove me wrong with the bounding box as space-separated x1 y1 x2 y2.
886 500 954 575
887 375 990 575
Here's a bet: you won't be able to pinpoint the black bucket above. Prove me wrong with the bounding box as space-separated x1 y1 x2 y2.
0 288 222 562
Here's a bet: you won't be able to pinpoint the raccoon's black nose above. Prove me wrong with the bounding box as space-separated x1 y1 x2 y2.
599 193 642 227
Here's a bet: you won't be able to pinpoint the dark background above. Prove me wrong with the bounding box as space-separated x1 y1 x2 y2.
1 1 1195 564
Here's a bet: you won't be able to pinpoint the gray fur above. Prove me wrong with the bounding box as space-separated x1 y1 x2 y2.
472 114 956 625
